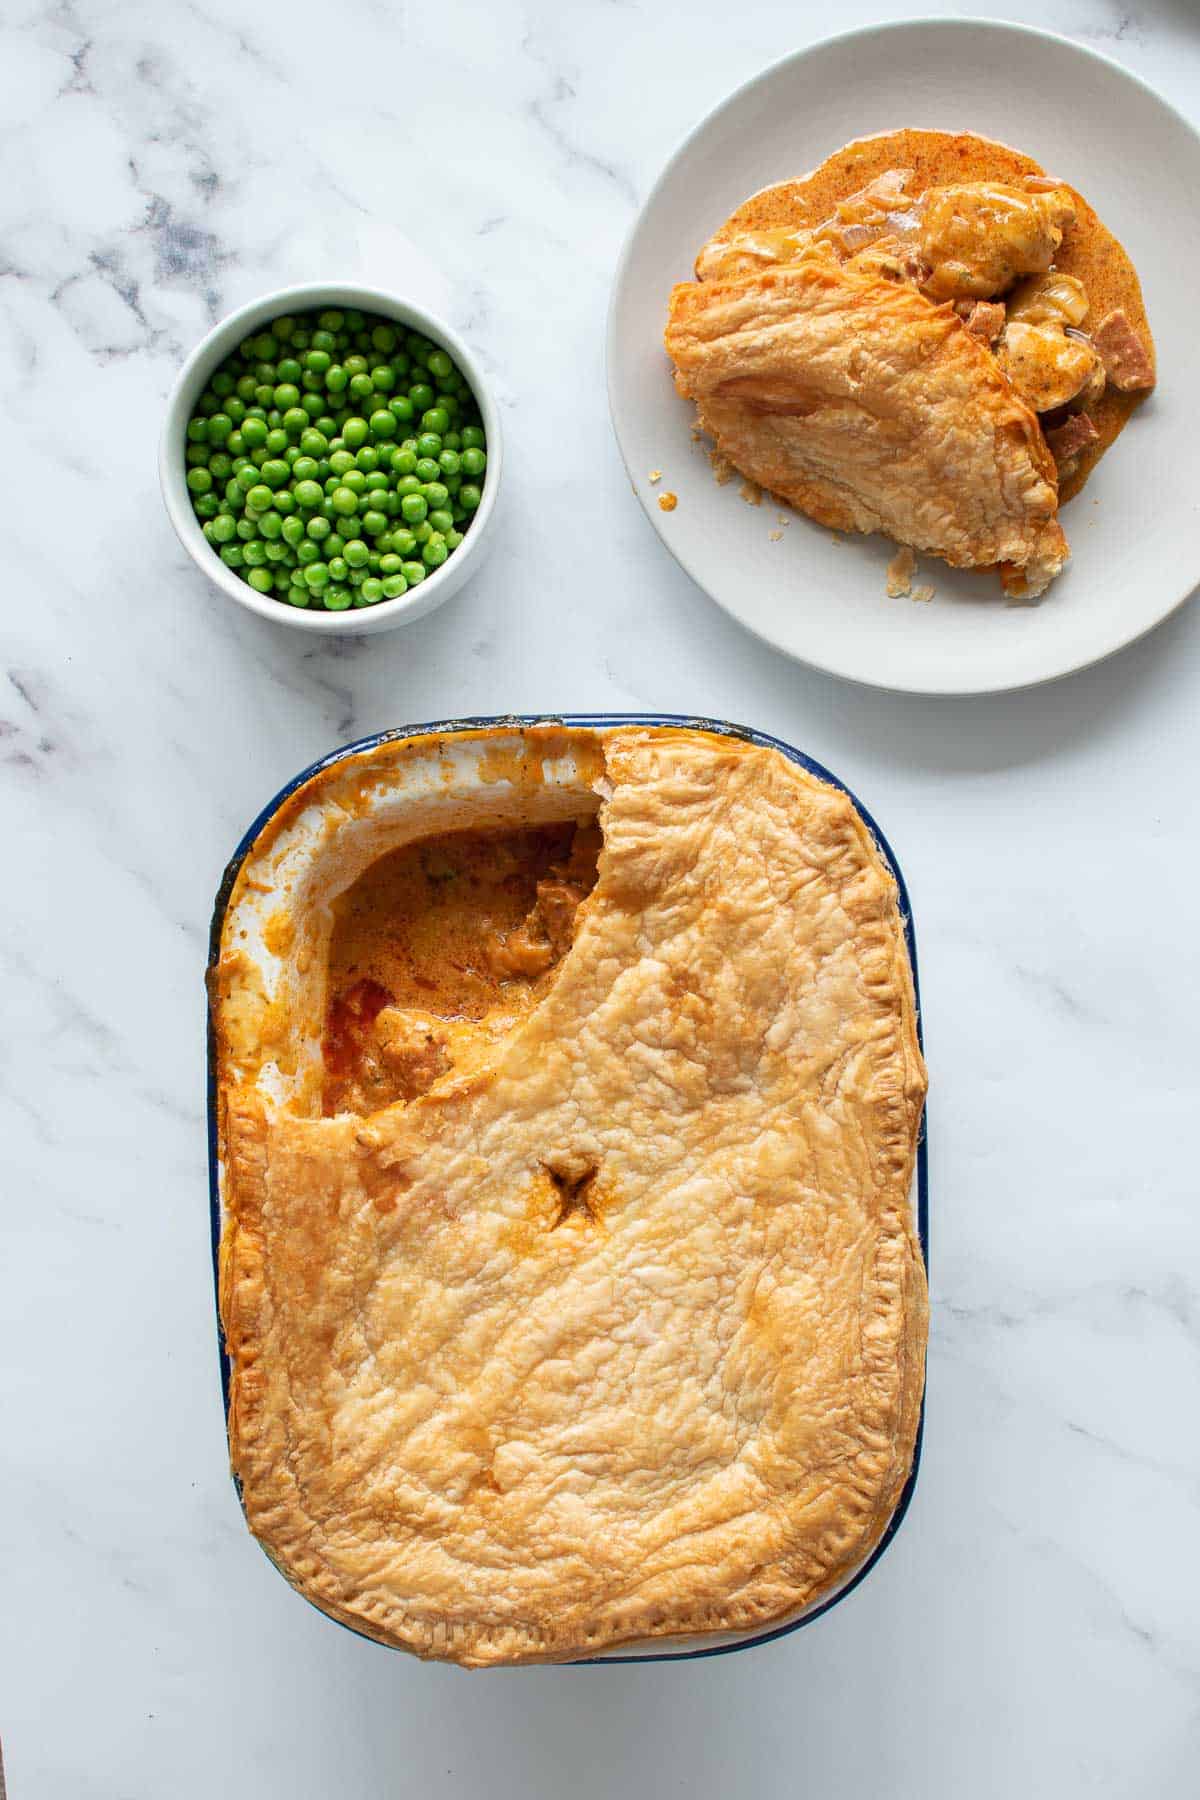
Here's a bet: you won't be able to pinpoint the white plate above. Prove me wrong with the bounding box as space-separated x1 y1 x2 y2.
607 19 1200 696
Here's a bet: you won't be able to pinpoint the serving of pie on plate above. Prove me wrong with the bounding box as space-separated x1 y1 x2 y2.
211 723 927 1666
665 129 1155 599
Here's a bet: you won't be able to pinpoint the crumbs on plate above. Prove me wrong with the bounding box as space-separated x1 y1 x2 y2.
739 479 763 507
886 546 916 598
658 491 678 513
648 469 662 484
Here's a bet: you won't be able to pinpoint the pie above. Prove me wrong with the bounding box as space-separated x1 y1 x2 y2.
665 130 1156 598
212 724 928 1665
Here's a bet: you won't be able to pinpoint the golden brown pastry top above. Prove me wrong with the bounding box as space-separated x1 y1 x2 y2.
215 727 928 1666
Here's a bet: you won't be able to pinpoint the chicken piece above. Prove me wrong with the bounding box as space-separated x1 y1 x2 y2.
918 182 1076 299
531 879 586 957
995 271 1104 413
665 258 1067 597
996 321 1102 413
488 927 554 978
1093 308 1156 391
373 1007 451 1099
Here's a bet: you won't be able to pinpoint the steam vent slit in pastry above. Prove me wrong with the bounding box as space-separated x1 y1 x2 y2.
665 130 1156 598
213 726 928 1665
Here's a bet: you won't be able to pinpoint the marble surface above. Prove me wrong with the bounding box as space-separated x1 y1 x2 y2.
2 1 1199 1794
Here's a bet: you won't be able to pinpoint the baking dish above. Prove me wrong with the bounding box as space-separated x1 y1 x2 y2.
206 714 928 1661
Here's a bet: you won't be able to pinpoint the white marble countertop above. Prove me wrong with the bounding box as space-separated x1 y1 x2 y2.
3 1 1199 1793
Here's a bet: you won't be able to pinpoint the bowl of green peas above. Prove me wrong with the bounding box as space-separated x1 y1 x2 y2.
160 283 500 631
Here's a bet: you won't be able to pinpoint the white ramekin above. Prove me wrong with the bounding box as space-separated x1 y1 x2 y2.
160 282 502 634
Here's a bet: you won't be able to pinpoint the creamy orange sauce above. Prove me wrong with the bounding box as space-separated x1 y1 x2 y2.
322 819 600 1115
708 130 1155 502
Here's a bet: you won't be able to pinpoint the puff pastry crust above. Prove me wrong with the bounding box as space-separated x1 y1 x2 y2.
216 728 928 1666
666 258 1067 596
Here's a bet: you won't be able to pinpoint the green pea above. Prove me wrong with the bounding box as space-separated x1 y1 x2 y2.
242 541 268 567
272 383 299 411
209 452 233 480
329 450 355 478
293 479 323 509
303 561 330 589
282 406 309 437
390 447 417 477
361 509 388 536
390 528 417 557
211 513 237 544
379 572 407 599
422 481 449 508
416 432 442 459
423 537 448 568
282 515 305 547
260 459 290 489
401 560 426 585
302 392 324 418
359 407 390 441
325 364 348 393
195 494 220 520
370 365 395 393
272 488 296 514
355 445 379 472
330 486 358 518
286 586 311 607
438 449 461 477
187 466 213 494
220 544 245 568
299 428 328 457
325 532 346 558
445 528 463 549
428 508 453 534
307 514 332 541
342 417 368 448
296 538 320 564
246 567 274 593
420 410 449 438
379 553 402 575
400 493 427 524
344 538 369 568
459 483 482 511
360 577 384 603
409 382 434 412
389 396 415 424
461 425 485 450
327 556 348 582
341 468 367 494
242 417 268 450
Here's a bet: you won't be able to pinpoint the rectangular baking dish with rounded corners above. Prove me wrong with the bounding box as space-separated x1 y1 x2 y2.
206 713 928 1664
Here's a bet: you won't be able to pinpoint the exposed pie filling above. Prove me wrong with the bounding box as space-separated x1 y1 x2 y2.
322 819 601 1115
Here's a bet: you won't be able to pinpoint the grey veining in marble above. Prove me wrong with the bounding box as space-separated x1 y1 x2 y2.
2 1 1199 1795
